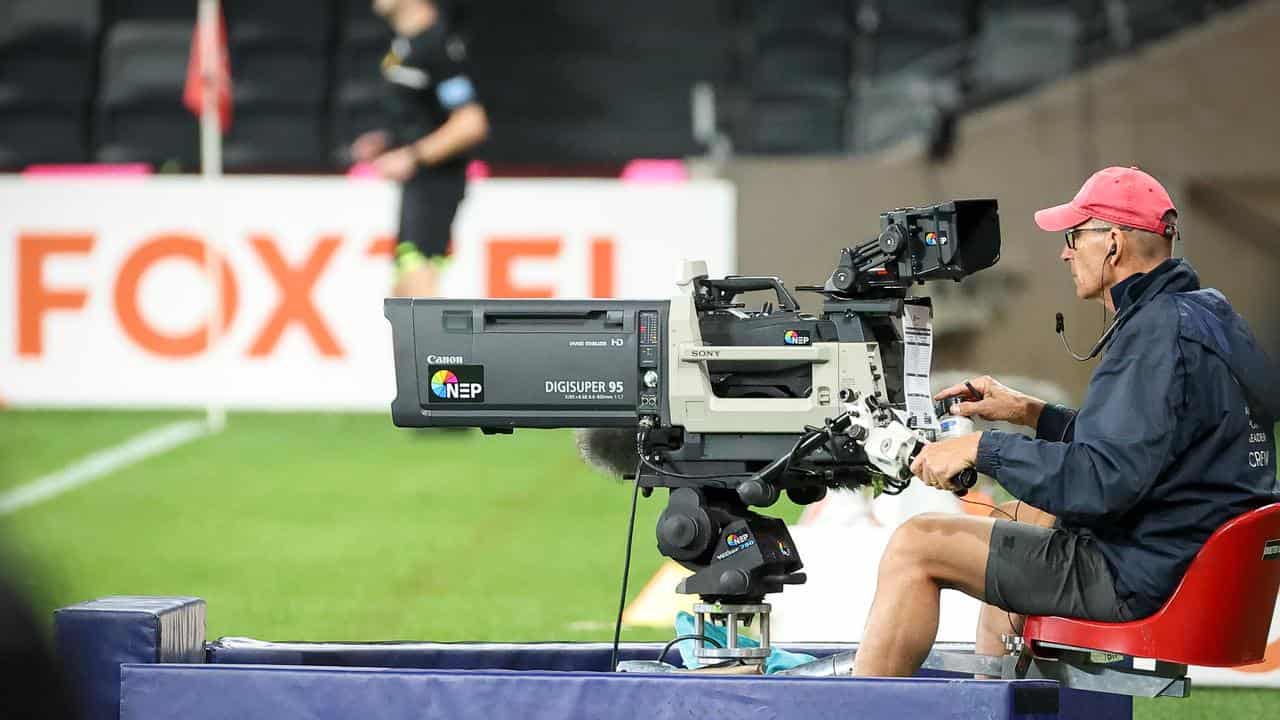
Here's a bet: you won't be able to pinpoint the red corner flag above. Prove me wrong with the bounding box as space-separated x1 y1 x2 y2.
183 6 233 132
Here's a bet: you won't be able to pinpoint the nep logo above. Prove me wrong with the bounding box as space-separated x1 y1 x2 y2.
783 330 811 346
427 365 485 402
726 532 752 547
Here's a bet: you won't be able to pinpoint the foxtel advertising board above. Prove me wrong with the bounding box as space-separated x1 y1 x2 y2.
0 177 735 409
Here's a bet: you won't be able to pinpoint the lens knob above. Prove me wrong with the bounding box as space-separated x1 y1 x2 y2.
879 224 908 258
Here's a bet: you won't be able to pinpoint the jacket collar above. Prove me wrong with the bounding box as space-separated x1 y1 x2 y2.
1110 258 1200 315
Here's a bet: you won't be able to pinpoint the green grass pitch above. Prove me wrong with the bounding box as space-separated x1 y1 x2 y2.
0 409 1276 719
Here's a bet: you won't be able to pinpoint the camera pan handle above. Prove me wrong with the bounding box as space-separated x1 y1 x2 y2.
700 277 800 311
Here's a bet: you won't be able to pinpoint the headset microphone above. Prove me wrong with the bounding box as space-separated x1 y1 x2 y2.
1056 244 1120 361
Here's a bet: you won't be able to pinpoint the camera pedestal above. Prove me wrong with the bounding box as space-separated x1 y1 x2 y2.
690 601 772 666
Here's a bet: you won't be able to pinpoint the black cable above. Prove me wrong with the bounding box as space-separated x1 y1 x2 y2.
1099 251 1109 337
609 470 643 673
635 455 752 486
657 633 724 665
955 495 1017 521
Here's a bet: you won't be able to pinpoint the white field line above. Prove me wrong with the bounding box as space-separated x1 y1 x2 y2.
0 420 210 516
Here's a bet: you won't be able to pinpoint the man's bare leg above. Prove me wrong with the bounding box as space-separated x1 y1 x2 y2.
974 501 1056 667
852 512 997 677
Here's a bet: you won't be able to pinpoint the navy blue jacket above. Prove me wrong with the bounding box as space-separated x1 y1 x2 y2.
976 258 1280 618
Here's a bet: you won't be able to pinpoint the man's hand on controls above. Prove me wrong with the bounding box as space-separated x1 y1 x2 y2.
935 375 1047 430
910 434 980 491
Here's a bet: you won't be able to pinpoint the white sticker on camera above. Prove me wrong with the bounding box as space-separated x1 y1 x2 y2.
903 303 937 430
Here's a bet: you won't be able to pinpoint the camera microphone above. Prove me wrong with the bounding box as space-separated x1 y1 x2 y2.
1057 243 1121 361
1055 309 1130 362
575 428 641 479
1056 312 1093 361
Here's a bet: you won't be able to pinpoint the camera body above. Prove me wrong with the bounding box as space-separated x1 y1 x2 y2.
386 199 1001 602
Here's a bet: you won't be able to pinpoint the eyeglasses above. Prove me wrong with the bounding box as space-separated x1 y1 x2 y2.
1064 226 1113 250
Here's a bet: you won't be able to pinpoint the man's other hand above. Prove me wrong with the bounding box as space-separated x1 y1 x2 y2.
373 147 419 182
351 130 390 163
910 434 981 491
935 375 1046 429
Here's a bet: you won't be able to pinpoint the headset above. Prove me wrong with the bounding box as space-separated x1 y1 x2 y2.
1055 220 1179 362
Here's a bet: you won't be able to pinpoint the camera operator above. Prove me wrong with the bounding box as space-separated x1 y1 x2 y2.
852 167 1280 677
352 0 488 298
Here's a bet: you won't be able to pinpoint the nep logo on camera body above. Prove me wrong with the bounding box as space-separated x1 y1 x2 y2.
783 330 811 345
428 365 485 402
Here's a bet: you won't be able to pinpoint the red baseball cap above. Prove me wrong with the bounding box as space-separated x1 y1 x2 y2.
1034 166 1177 236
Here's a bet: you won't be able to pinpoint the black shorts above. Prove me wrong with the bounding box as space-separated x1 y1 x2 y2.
985 520 1133 622
399 175 466 258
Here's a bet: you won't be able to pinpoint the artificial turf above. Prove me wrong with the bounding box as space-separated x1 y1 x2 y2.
0 409 1275 719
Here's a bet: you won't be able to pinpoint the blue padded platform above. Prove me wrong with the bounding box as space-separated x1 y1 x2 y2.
55 596 205 720
207 638 879 671
120 664 1062 720
207 638 1130 720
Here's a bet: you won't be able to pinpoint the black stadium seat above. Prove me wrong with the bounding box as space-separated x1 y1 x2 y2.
751 34 850 98
970 7 1080 104
231 43 329 107
221 0 334 169
0 47 95 107
333 0 392 162
342 0 391 45
857 0 976 77
224 109 327 171
332 81 388 163
226 0 331 104
107 0 195 23
0 106 87 168
751 0 850 38
223 0 331 48
849 73 959 155
0 0 99 166
0 0 99 104
1119 0 1210 44
744 93 846 155
0 0 99 49
96 22 198 167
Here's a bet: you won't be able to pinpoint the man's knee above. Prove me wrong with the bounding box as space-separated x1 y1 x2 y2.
883 513 953 568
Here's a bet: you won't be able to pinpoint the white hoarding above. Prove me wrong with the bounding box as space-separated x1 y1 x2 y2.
0 177 735 409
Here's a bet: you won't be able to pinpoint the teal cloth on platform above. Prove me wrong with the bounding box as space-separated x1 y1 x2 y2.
674 611 816 674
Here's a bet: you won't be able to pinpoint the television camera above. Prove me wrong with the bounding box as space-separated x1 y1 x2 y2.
385 199 1001 667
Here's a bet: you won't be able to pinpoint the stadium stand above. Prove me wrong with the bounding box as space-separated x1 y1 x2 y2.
0 0 1259 169
969 5 1082 106
742 0 850 154
332 0 392 165
96 21 198 168
846 0 972 155
223 0 332 170
745 93 847 155
855 0 975 79
467 1 732 164
0 0 99 167
106 0 195 22
849 72 960 155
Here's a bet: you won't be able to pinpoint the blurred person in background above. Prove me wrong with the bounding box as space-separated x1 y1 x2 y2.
352 0 489 298
852 167 1279 677
0 561 75 719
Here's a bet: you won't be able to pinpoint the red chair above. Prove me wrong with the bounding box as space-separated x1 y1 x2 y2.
1023 503 1280 667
